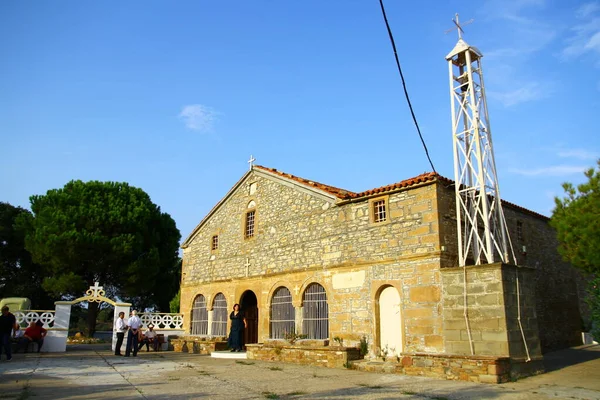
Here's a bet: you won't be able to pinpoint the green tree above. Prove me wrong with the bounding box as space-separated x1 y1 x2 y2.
170 289 181 313
551 160 600 339
21 180 181 335
0 202 53 309
550 160 600 274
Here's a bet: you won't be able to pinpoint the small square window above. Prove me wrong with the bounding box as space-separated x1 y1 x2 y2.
245 210 255 238
373 199 387 223
211 235 219 251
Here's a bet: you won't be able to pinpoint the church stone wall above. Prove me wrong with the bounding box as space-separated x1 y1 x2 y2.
436 183 584 352
181 172 446 355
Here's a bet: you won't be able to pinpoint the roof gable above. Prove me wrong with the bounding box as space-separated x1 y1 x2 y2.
181 165 547 248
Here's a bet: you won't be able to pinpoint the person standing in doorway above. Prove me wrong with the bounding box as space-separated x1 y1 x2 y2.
227 304 247 352
125 310 141 357
114 312 126 356
0 306 17 361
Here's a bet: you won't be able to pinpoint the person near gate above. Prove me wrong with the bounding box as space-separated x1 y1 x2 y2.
114 311 127 356
227 304 247 352
137 323 158 352
125 310 141 357
17 320 47 353
0 306 18 361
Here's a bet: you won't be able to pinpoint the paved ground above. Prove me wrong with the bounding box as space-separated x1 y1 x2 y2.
0 344 599 399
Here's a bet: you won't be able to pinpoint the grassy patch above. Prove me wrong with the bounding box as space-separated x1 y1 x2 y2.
402 390 417 395
268 366 283 371
357 383 383 389
262 392 279 399
16 385 31 400
167 377 180 381
430 396 450 400
286 391 307 397
197 370 210 375
236 360 255 365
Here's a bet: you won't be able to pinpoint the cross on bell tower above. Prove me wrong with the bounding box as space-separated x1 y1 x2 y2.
445 14 515 267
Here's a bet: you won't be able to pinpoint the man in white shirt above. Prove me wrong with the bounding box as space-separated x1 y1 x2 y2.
114 312 127 356
125 310 141 357
137 324 159 352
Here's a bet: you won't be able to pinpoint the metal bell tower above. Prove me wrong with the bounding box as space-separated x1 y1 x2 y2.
446 14 515 267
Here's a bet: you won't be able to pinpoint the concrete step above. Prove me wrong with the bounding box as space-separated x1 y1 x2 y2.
211 350 248 359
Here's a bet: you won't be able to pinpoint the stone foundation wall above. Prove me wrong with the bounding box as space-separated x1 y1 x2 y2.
171 337 228 354
246 343 362 369
352 353 544 384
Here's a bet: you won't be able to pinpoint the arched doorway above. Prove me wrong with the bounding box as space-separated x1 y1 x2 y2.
378 286 402 356
241 290 258 346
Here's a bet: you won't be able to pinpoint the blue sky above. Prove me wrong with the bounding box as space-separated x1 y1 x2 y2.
1 0 599 242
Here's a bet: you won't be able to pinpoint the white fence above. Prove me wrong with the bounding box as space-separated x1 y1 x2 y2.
138 312 184 330
14 310 56 328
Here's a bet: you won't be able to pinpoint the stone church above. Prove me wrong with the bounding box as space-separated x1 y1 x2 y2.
179 165 584 382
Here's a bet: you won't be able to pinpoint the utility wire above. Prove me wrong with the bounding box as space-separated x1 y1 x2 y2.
377 0 436 173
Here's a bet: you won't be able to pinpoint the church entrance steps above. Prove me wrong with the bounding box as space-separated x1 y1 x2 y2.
211 350 248 359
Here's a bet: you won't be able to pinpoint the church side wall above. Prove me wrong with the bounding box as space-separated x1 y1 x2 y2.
436 184 584 352
181 174 445 354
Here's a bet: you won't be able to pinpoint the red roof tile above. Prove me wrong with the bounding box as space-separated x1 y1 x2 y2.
253 165 547 219
254 165 446 200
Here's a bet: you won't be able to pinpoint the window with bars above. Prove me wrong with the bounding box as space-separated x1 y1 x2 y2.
517 221 523 243
211 293 228 337
302 283 329 340
270 287 295 339
191 294 208 336
373 199 387 223
211 235 219 251
245 210 255 238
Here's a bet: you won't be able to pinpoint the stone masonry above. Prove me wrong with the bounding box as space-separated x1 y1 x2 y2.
179 166 583 381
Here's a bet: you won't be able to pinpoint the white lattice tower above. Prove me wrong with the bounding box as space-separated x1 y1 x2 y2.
446 16 515 266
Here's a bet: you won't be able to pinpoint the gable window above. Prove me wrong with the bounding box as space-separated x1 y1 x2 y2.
516 221 523 243
373 199 387 222
245 210 255 238
191 294 208 336
302 283 329 340
211 235 219 251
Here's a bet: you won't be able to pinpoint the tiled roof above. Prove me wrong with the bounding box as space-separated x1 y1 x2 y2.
254 165 446 200
253 165 548 220
254 165 358 199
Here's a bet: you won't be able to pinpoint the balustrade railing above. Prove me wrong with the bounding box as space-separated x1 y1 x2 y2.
138 312 184 330
14 310 56 328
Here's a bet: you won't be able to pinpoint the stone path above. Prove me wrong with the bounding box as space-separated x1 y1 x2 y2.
0 344 599 399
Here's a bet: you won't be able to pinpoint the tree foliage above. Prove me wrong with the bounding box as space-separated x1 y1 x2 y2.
21 180 181 334
0 202 54 309
550 160 600 274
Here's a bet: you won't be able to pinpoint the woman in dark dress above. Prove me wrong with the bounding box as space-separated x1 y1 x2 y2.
228 304 247 352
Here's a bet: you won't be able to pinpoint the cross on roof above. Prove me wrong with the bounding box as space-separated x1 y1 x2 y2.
445 13 474 40
248 155 256 170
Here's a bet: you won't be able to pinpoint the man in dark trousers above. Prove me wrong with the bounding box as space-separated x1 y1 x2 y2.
114 312 126 356
0 306 17 361
124 310 141 357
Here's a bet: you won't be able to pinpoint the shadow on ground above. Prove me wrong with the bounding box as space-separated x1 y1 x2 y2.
543 344 600 373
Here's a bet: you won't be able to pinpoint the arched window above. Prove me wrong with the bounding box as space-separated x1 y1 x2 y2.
211 293 228 337
270 287 295 339
302 283 329 339
191 294 208 335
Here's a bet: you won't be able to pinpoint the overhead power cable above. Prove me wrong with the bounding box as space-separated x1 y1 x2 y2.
377 0 437 173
